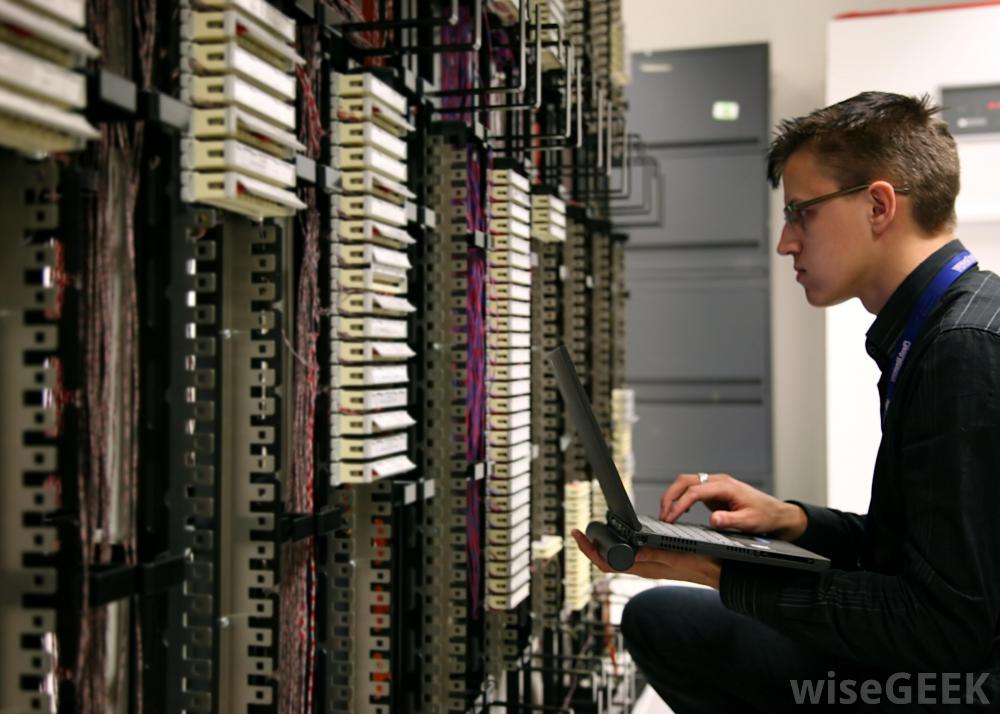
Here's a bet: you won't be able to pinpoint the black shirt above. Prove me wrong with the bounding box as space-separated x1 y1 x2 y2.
719 240 1000 703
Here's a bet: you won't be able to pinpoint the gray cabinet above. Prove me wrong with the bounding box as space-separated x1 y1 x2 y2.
622 44 772 518
627 44 769 146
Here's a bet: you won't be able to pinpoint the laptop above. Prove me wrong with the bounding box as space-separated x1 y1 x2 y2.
546 345 830 572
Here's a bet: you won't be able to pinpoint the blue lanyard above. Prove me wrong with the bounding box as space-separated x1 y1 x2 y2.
882 250 977 424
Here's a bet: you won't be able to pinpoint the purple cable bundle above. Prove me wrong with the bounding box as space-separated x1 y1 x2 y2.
465 246 487 618
466 246 486 462
440 5 476 121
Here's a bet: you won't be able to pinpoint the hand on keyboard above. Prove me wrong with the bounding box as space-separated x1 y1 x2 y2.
658 472 808 541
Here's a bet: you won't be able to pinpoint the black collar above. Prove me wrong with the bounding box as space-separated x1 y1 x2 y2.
865 239 967 372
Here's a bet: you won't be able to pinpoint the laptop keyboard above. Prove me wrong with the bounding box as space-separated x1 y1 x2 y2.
638 515 742 547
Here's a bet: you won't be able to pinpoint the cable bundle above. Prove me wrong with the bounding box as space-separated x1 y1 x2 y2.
466 245 486 619
279 23 323 714
77 1 156 711
466 246 487 462
440 6 477 121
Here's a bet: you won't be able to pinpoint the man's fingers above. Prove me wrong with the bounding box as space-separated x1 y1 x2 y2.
570 528 595 557
634 546 674 566
660 474 700 519
570 529 613 572
710 508 762 533
710 509 737 530
663 481 733 523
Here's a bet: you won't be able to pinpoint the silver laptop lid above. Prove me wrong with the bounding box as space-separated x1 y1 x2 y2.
546 345 642 532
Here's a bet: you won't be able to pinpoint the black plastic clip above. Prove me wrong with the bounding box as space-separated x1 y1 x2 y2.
87 68 137 122
139 89 190 131
88 552 186 607
318 164 336 194
296 155 318 185
279 507 344 543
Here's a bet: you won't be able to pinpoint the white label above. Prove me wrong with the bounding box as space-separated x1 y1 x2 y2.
506 411 531 430
505 236 531 255
228 140 295 186
503 364 531 381
366 318 408 339
506 396 531 413
0 0 98 62
509 203 531 224
368 74 407 115
547 223 567 241
365 148 408 182
533 193 565 213
230 76 295 129
365 364 409 386
505 456 532 478
366 195 408 226
233 108 303 152
507 185 531 208
363 388 408 410
225 172 305 210
0 42 85 108
507 251 532 271
370 454 416 478
231 0 296 43
230 43 295 100
364 433 408 459
370 342 415 359
371 245 412 270
372 294 416 314
712 100 740 122
506 426 532 445
369 123 407 160
369 219 413 244
508 285 531 303
371 410 416 432
507 268 532 286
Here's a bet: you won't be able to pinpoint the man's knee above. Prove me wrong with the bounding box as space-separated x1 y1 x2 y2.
620 588 651 653
621 586 683 659
621 585 731 659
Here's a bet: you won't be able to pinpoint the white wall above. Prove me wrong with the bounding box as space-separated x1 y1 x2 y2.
621 0 972 507
826 5 1000 513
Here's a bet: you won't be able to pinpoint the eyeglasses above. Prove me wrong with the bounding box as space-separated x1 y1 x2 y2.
783 183 911 225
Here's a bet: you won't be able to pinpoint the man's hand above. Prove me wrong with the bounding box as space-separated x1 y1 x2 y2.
659 472 808 541
570 529 722 589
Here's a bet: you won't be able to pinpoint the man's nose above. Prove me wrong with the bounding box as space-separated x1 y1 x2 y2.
776 223 800 256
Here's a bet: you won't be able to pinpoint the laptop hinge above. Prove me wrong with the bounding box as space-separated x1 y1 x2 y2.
608 513 633 538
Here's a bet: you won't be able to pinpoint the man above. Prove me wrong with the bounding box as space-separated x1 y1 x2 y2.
572 92 1000 711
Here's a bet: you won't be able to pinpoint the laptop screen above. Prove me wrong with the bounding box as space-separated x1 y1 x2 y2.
546 345 642 532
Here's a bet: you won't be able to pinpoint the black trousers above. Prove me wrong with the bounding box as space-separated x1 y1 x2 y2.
620 585 875 713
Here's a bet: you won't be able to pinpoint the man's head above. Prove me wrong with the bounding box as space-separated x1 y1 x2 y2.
769 92 960 235
771 92 961 311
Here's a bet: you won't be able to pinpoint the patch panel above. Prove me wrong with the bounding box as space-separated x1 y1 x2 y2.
179 0 302 219
0 2 642 710
0 0 97 153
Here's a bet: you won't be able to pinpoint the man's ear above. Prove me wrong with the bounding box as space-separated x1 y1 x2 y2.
868 181 897 235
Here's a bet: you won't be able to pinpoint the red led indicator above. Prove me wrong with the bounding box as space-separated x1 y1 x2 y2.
987 100 1000 111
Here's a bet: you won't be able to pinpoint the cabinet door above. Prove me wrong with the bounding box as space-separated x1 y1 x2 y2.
622 43 773 515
